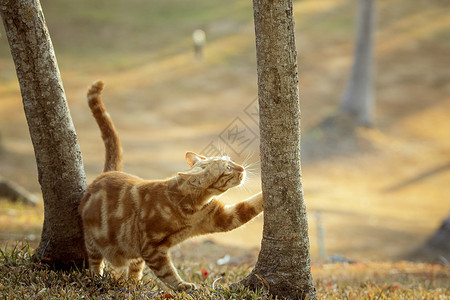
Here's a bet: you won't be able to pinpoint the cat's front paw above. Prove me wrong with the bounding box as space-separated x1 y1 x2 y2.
176 281 196 291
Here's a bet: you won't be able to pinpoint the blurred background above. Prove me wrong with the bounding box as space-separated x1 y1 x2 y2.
0 0 448 264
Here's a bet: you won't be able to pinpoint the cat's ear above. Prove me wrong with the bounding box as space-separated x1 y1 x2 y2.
185 152 206 167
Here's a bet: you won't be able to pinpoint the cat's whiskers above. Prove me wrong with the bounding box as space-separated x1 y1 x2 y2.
241 151 255 167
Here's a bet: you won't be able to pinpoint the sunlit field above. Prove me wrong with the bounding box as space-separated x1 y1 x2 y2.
0 0 449 298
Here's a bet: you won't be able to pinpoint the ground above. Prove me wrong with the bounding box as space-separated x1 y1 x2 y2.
0 0 449 268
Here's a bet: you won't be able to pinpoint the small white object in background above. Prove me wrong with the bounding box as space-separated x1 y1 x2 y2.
216 254 231 265
192 29 206 60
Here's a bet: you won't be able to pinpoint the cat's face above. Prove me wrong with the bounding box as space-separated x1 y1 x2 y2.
178 152 246 196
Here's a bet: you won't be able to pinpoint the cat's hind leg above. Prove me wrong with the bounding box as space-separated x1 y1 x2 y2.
108 254 131 280
88 256 104 276
128 258 145 280
85 242 105 276
111 266 128 281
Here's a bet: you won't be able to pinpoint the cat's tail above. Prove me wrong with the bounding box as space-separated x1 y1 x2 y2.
87 80 123 172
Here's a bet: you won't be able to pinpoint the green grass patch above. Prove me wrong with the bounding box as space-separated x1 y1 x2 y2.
37 0 254 72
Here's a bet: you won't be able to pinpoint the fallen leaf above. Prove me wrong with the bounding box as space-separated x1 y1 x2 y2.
201 268 209 278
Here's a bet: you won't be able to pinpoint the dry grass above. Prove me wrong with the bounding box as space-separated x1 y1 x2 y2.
0 243 448 299
0 199 42 249
313 262 449 299
0 0 449 261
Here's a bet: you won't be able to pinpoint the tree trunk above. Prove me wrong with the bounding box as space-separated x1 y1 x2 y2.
0 0 87 268
235 0 316 299
339 0 376 126
0 131 3 153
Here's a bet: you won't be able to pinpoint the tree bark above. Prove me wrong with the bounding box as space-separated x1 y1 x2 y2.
339 0 376 126
0 0 87 267
235 0 316 299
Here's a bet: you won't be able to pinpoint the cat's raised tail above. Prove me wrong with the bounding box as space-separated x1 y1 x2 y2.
87 80 123 172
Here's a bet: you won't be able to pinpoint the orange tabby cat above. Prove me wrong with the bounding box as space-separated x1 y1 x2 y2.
78 81 263 291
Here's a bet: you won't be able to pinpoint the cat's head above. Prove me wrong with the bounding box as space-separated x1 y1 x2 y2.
178 152 246 197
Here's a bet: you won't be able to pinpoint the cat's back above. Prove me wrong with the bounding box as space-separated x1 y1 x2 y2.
79 171 142 217
79 172 171 218
84 171 142 197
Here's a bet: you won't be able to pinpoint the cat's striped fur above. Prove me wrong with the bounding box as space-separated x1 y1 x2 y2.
78 81 263 291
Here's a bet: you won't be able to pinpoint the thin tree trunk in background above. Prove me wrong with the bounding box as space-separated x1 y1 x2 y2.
0 0 87 267
408 214 450 263
236 0 316 298
340 0 376 126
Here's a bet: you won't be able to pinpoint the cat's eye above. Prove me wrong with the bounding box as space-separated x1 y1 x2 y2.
226 165 232 170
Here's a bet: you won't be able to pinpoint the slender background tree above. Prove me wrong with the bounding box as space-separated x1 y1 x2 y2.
339 0 377 126
0 0 87 267
236 0 317 299
408 214 450 263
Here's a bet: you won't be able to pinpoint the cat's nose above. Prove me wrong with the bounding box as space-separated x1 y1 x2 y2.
235 166 245 172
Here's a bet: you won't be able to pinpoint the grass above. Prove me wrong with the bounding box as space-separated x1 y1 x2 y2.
38 0 254 72
0 243 269 299
0 199 42 249
0 243 448 299
313 262 449 299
